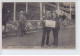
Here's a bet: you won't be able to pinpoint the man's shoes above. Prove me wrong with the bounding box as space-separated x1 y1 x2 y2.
52 43 58 47
41 45 44 47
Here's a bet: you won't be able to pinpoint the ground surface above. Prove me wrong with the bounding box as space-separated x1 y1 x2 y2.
2 26 75 49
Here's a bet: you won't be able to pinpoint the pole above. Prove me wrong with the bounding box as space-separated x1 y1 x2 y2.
43 3 45 14
70 2 72 19
26 2 28 13
40 2 42 20
14 2 16 21
56 2 60 17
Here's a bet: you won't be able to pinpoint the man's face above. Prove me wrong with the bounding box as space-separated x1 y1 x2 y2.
20 11 24 15
46 11 51 17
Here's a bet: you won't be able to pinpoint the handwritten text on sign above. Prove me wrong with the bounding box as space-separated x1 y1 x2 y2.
45 20 56 28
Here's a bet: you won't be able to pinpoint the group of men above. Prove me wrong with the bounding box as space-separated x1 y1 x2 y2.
41 11 60 47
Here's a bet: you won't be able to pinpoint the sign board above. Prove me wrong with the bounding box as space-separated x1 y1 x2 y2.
45 20 56 28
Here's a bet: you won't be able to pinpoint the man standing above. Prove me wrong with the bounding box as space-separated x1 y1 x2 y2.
41 11 52 47
62 13 67 27
52 12 60 46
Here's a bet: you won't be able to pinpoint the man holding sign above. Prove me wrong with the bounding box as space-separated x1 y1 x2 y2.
41 11 60 47
45 20 56 28
41 11 52 47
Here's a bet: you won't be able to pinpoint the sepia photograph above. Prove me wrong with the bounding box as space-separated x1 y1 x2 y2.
2 2 75 49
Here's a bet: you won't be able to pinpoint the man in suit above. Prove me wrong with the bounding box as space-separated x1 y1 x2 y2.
41 11 52 47
52 12 60 46
62 13 67 27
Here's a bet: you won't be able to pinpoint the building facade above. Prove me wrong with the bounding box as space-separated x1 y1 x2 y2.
2 2 75 33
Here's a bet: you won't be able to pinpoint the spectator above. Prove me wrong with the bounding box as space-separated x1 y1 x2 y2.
62 13 67 27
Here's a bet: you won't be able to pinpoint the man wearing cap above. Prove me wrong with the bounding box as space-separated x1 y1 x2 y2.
52 12 60 46
41 11 52 47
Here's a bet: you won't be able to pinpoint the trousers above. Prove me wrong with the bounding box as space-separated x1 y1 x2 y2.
41 27 51 46
52 28 59 46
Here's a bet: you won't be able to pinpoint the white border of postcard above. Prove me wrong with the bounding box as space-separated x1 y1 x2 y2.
0 0 80 55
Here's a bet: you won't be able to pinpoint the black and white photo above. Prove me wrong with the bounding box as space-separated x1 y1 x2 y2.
2 2 75 49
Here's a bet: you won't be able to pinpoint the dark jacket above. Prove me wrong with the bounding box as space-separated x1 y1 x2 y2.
42 16 52 31
62 15 66 21
52 17 60 30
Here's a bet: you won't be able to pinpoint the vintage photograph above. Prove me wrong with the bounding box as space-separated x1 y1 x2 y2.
2 2 75 49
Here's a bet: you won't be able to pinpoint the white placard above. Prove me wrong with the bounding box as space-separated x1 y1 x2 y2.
45 20 56 28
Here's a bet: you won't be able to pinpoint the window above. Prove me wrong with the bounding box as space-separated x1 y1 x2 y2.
27 3 40 20
2 3 14 22
16 2 26 20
